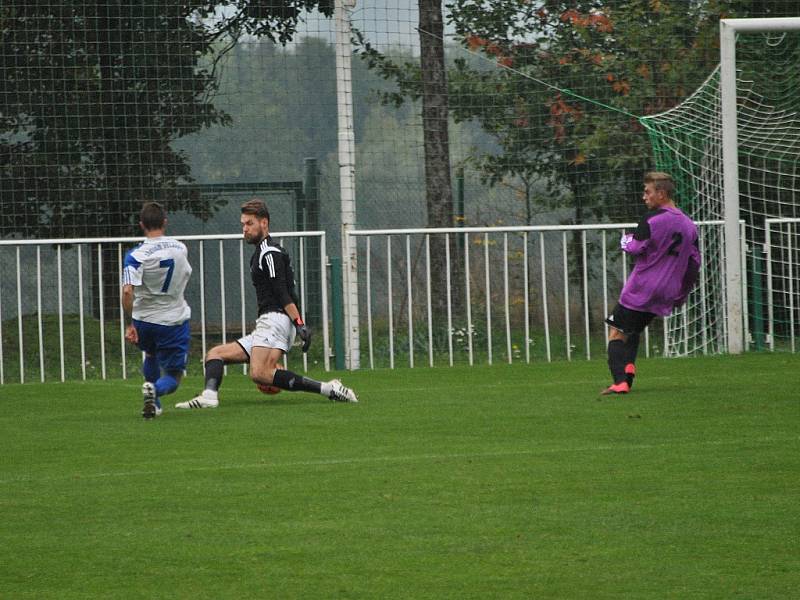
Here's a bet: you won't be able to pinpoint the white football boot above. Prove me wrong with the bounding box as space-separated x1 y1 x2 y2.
326 379 358 403
175 390 219 409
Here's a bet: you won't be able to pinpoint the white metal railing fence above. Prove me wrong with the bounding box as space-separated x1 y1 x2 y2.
2 220 763 383
765 217 800 352
347 221 735 369
0 232 329 384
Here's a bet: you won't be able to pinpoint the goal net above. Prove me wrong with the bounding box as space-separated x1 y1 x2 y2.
639 24 800 355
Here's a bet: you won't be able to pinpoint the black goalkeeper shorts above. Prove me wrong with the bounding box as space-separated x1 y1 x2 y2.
605 303 656 336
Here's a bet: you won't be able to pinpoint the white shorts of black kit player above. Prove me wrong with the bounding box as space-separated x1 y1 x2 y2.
237 312 296 355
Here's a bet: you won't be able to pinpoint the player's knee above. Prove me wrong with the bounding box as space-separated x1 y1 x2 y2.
249 366 273 385
166 370 183 384
205 345 224 361
608 328 627 343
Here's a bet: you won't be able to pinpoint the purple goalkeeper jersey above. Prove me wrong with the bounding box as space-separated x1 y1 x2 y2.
619 206 701 316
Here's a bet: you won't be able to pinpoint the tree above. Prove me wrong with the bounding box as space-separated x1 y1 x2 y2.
0 1 333 239
419 0 455 233
355 1 457 313
419 0 457 311
447 0 798 219
0 0 332 315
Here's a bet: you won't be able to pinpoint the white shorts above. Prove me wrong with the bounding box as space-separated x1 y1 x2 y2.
237 312 296 356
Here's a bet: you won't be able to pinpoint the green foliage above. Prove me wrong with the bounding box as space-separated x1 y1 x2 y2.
445 0 735 222
221 0 334 41
355 1 797 223
1 354 799 598
354 28 424 108
0 1 332 238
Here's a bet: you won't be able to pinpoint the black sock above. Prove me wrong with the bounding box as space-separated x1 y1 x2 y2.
272 368 322 394
624 333 640 365
607 340 627 384
624 333 640 386
204 358 224 391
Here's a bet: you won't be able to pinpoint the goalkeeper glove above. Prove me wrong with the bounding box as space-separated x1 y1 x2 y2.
294 317 311 352
620 232 634 250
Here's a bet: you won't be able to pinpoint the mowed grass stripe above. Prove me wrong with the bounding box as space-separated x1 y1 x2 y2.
1 354 798 599
1 434 796 486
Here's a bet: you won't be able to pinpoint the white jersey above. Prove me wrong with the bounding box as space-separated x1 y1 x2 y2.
122 236 192 326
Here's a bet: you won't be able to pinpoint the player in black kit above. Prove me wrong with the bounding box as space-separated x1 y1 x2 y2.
177 199 357 409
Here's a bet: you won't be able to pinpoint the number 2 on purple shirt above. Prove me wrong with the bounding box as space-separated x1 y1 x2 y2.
667 232 683 256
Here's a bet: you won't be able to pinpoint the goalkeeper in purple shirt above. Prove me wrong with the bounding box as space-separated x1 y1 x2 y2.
602 172 701 395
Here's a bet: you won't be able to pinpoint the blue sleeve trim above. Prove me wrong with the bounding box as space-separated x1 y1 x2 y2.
123 247 143 269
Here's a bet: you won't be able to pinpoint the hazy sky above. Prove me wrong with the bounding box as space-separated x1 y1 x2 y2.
294 1 456 50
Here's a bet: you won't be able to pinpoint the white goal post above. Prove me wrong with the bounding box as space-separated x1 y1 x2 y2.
720 17 800 354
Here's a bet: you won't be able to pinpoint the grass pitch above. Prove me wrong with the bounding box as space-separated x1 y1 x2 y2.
1 354 798 599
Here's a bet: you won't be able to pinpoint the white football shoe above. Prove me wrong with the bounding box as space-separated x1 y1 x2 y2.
141 382 161 419
326 379 358 403
175 391 219 409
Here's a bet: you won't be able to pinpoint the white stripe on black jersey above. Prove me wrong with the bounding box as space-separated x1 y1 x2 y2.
258 240 282 271
264 254 276 277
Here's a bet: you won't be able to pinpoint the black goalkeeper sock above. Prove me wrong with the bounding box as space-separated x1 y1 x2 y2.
624 333 641 365
624 333 640 387
272 368 322 394
607 340 627 384
204 358 224 391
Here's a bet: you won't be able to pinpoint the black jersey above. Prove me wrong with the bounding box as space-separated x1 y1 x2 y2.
250 235 299 316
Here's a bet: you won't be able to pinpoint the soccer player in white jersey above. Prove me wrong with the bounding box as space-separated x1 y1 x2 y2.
176 198 357 409
122 202 192 418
